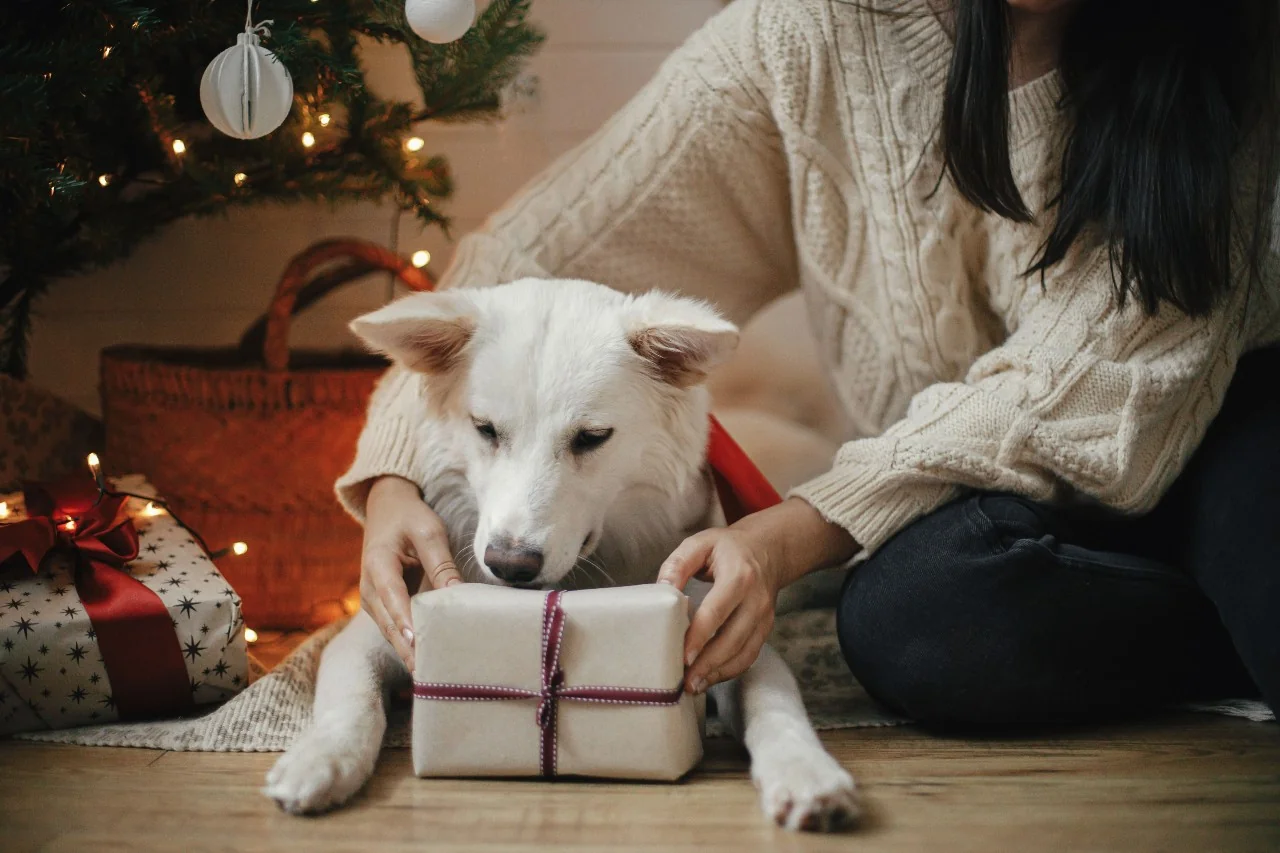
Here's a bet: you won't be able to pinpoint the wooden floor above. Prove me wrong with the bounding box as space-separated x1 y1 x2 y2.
2 712 1277 852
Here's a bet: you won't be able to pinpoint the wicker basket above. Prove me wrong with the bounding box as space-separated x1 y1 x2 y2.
100 238 434 629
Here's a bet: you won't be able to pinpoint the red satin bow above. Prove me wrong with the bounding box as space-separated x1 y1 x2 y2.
1 483 138 577
0 479 193 721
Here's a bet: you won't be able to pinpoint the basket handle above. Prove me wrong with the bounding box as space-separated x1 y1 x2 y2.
258 238 436 372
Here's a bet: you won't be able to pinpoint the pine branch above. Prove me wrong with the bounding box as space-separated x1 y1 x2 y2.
0 0 543 376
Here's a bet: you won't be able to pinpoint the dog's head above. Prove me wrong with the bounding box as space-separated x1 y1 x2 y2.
351 278 738 588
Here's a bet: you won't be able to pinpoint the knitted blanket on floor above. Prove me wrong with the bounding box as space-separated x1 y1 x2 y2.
12 610 1272 751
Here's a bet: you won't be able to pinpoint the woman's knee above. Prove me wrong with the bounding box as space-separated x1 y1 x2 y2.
836 493 1060 725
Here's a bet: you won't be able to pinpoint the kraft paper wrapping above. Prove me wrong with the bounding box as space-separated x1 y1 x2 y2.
412 583 704 781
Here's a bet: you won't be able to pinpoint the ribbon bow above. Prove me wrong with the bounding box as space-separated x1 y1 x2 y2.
0 478 193 721
0 482 137 578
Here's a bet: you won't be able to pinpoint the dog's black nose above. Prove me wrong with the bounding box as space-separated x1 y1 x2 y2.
484 544 544 585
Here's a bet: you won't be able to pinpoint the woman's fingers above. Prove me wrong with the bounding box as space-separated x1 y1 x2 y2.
408 522 463 591
362 544 417 661
366 591 414 669
686 601 771 691
657 532 716 591
682 573 744 680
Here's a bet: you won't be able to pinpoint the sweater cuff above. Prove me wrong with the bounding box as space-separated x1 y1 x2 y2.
334 416 428 524
788 455 959 561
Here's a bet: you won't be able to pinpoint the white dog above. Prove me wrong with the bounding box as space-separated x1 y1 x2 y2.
263 279 859 831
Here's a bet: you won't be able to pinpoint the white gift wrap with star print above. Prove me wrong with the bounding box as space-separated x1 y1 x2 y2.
0 475 247 735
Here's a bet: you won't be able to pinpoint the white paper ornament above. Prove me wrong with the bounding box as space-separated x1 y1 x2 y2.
200 5 293 139
405 0 476 44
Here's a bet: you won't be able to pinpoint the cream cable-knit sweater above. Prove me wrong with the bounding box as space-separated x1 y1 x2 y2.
336 0 1279 559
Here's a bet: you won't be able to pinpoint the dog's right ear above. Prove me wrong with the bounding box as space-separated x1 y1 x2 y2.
349 292 478 375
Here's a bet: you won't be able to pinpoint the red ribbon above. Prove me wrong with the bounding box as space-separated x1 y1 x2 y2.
413 589 684 778
706 413 782 523
0 480 194 721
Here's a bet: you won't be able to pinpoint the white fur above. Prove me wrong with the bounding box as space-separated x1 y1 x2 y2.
263 279 858 830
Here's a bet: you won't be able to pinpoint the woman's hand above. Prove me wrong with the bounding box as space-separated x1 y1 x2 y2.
657 497 858 693
361 476 463 669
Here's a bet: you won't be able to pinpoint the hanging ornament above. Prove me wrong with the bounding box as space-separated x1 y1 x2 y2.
200 1 293 139
405 0 476 44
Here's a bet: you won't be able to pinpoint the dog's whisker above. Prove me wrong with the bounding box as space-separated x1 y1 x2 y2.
582 554 616 584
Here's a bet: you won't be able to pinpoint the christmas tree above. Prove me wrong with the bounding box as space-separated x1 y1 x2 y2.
0 0 543 377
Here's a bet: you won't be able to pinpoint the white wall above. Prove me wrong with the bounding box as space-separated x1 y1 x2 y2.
28 1 727 414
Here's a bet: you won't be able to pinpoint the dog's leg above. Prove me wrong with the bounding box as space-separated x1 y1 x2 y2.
718 643 860 832
263 611 406 814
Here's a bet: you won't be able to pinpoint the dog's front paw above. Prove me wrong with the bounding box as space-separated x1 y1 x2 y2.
751 740 860 832
263 723 380 815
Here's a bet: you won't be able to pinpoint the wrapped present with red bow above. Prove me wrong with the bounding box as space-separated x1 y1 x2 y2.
0 473 247 735
411 583 703 781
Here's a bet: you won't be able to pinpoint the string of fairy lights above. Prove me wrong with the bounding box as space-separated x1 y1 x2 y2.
55 55 436 272
96 124 434 270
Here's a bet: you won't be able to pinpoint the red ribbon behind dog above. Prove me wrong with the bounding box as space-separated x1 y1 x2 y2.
0 481 194 721
413 590 684 777
706 414 782 523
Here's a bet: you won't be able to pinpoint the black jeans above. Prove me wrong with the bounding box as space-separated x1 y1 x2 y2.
837 346 1280 725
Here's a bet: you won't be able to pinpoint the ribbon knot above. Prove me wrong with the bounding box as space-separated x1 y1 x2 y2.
536 668 566 729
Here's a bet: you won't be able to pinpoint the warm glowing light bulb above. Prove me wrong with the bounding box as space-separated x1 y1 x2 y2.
172 139 186 155
411 250 431 268
142 501 165 517
301 132 316 148
103 46 112 58
318 112 331 127
405 136 425 152
98 174 111 187
0 502 9 520
244 627 259 643
233 172 247 186
341 585 361 616
63 519 77 532
86 453 101 478
232 541 249 556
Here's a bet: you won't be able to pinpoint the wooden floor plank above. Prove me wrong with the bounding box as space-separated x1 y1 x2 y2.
2 714 1277 852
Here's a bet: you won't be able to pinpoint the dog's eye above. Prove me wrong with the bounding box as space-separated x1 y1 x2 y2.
472 418 498 444
571 427 614 454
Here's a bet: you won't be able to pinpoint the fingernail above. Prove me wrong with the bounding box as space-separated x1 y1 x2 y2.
446 578 462 587
692 678 707 694
685 649 697 667
402 628 414 647
657 577 672 585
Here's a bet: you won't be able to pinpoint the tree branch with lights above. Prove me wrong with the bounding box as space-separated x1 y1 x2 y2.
0 0 542 378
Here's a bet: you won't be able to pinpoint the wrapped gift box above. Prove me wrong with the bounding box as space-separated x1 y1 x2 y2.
0 474 247 735
412 583 703 780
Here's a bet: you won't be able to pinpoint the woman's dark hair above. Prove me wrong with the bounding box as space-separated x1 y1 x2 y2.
941 0 1279 316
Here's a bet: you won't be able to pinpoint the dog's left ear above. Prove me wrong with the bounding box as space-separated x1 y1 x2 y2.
350 291 479 375
626 293 739 388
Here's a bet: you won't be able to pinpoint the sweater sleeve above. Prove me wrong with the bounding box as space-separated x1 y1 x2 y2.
336 0 797 521
790 249 1251 559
